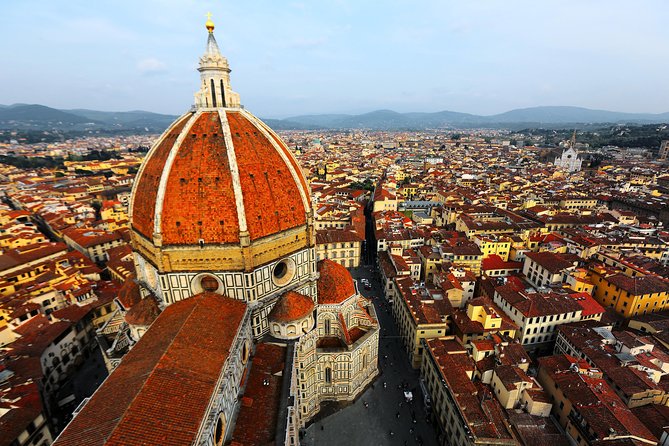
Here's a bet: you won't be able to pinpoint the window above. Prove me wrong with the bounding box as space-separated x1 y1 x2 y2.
325 367 332 384
272 258 296 287
200 275 219 293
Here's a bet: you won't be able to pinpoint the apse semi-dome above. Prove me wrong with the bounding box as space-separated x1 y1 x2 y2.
268 290 315 340
317 259 357 305
128 20 313 274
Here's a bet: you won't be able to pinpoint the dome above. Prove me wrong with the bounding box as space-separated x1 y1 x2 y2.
317 259 356 305
268 290 315 323
130 109 310 247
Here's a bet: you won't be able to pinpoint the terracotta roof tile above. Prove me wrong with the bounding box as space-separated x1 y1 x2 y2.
53 293 247 446
230 343 286 446
131 110 309 246
317 259 355 304
124 295 160 326
227 111 307 241
131 114 191 240
160 112 239 244
268 290 315 323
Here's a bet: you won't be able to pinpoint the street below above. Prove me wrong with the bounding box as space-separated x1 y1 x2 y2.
302 266 439 446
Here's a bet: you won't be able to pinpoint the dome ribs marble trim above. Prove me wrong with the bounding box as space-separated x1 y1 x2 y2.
241 110 310 211
226 111 307 241
159 111 241 245
130 113 192 240
130 109 311 248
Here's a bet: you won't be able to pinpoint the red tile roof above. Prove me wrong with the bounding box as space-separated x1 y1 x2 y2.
568 292 605 317
482 254 522 271
131 110 309 246
124 295 160 326
227 111 307 241
524 251 577 274
53 293 247 446
115 278 141 310
268 290 315 322
317 259 355 304
230 343 286 446
131 114 191 241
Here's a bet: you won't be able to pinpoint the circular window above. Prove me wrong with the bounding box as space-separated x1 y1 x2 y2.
200 275 220 292
274 262 288 279
271 258 296 287
192 274 222 294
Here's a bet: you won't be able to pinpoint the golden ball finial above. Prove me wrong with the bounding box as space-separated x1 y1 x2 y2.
205 12 215 32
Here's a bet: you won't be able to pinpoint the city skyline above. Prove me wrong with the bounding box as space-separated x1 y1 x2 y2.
1 0 668 118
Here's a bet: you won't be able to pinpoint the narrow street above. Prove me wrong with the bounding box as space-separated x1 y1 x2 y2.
302 266 439 446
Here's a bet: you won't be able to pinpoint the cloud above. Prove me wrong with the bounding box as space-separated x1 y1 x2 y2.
137 58 168 75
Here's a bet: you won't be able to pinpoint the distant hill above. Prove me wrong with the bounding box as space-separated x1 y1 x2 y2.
1 104 667 132
262 118 321 130
0 104 178 131
488 106 669 124
65 109 178 130
0 104 96 127
282 106 669 130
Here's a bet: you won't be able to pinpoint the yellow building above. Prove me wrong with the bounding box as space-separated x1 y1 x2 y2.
538 354 656 446
474 235 511 261
100 200 128 223
451 297 517 345
564 268 595 294
592 270 669 318
393 276 450 368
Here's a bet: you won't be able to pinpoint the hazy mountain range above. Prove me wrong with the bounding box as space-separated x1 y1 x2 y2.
1 103 668 132
0 104 177 131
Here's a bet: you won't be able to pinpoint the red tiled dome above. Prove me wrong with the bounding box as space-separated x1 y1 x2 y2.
130 109 310 246
268 290 315 323
317 259 356 304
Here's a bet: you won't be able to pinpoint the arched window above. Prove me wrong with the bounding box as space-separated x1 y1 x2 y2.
210 79 217 107
220 79 227 107
325 367 332 384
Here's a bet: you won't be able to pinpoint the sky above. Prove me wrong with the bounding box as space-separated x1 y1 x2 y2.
1 0 668 118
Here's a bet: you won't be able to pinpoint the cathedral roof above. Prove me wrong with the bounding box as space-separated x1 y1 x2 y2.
116 278 141 310
130 110 310 246
53 293 247 446
268 290 315 323
317 259 356 305
124 295 160 326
